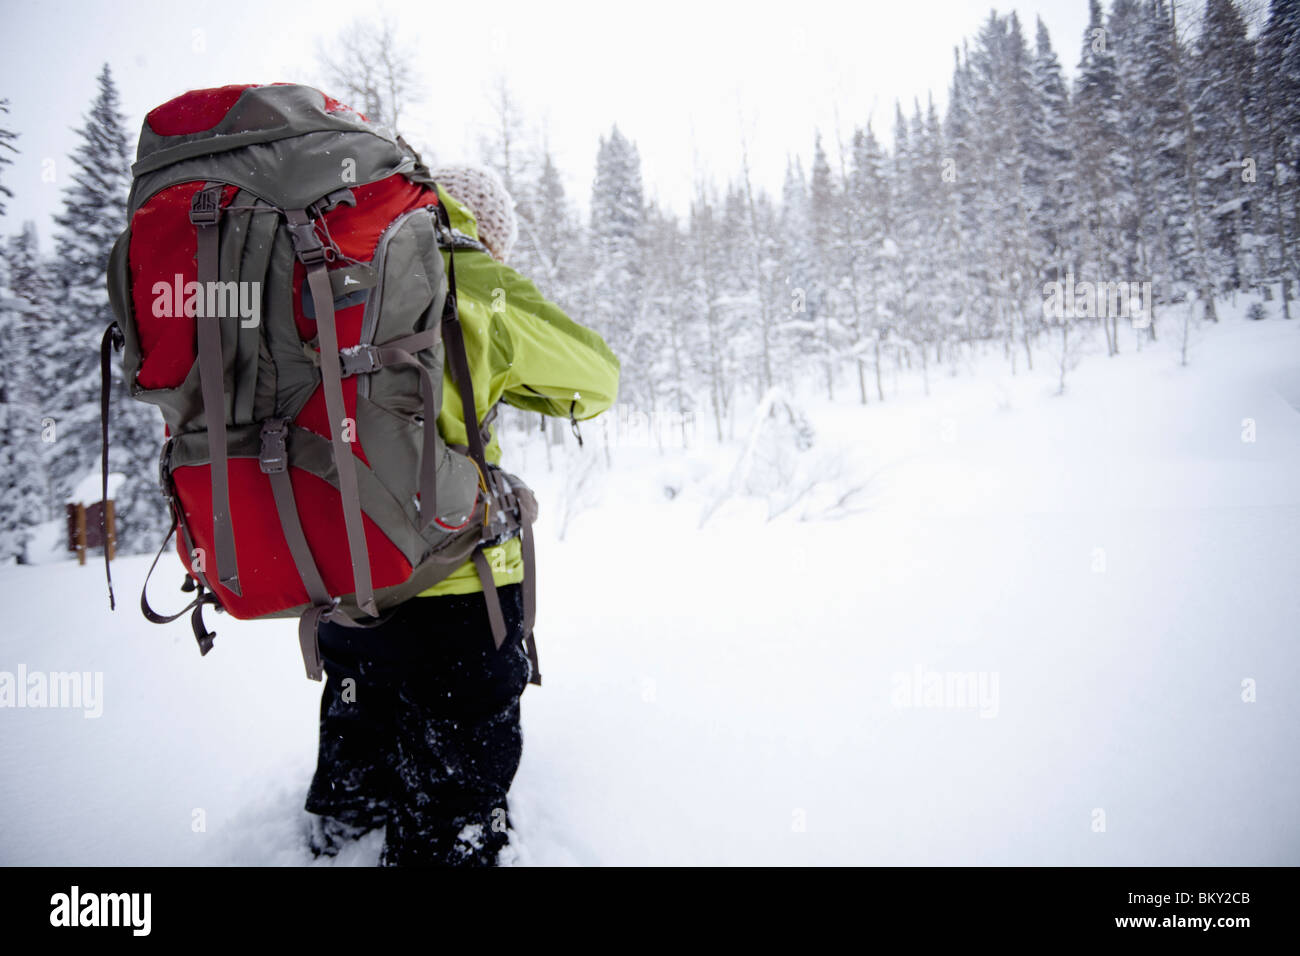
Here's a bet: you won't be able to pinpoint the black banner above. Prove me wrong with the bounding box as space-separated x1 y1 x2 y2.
2 866 1284 941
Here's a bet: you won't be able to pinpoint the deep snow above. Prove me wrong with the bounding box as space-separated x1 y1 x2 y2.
2 308 1298 865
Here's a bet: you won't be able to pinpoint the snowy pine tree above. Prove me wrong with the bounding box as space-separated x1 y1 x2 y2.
808 133 848 398
589 126 647 406
0 99 17 217
1072 0 1127 354
51 64 167 553
845 122 891 403
1255 0 1300 316
778 155 817 389
0 223 55 562
1195 0 1261 294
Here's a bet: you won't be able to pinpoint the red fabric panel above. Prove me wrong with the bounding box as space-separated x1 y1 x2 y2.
292 374 372 469
146 85 258 136
147 84 366 137
320 91 363 120
173 460 413 619
321 174 439 262
130 182 238 390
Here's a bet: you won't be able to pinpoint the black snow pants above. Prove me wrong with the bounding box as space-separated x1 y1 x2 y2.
304 583 530 866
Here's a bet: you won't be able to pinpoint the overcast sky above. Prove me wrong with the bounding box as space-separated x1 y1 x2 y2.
1 0 1097 247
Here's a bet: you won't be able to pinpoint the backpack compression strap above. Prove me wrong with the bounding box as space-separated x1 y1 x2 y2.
287 207 378 619
190 183 242 596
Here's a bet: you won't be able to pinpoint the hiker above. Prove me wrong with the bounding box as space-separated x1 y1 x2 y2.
108 85 615 868
303 164 621 866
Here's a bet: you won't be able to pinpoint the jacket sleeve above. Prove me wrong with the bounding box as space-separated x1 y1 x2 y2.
454 251 621 421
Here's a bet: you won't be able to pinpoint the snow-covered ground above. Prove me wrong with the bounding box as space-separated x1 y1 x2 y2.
3 308 1298 865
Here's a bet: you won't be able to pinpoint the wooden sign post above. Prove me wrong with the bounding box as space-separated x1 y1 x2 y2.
67 500 116 565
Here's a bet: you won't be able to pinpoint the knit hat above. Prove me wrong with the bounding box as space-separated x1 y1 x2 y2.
430 164 518 263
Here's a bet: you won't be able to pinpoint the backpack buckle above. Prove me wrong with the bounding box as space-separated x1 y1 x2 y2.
189 186 222 226
339 344 383 377
157 437 174 487
258 418 289 474
310 188 356 217
288 221 327 265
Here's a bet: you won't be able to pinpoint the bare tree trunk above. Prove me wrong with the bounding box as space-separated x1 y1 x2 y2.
739 128 774 392
823 310 835 401
1058 323 1069 395
874 336 885 402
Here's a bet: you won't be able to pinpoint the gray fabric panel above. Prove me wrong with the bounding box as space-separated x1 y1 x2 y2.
354 396 482 541
370 212 441 348
364 212 447 443
427 447 483 536
262 230 318 421
231 193 279 423
169 422 260 462
129 354 204 431
129 130 414 216
356 209 443 398
133 85 398 171
354 395 422 525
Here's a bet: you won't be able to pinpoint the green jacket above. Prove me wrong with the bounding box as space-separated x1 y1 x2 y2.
418 186 620 597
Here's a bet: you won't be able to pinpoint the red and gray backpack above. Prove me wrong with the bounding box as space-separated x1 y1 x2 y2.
102 83 539 683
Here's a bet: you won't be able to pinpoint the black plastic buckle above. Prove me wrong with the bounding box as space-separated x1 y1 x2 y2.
339 345 382 377
310 187 357 217
157 437 174 491
189 186 222 226
259 419 289 474
288 221 327 265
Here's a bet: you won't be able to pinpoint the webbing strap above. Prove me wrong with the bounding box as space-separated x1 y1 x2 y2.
298 606 330 682
438 229 490 478
99 323 123 610
519 508 541 686
270 469 331 604
192 183 241 596
471 547 509 649
259 420 331 608
139 515 218 656
288 207 377 618
258 416 333 682
140 517 188 624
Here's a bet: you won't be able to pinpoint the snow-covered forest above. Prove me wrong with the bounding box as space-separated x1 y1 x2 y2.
1 0 1298 559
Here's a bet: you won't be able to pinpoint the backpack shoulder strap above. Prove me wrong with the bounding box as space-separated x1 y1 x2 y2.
434 197 539 675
